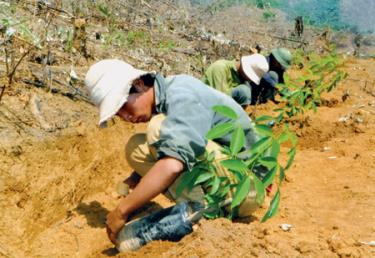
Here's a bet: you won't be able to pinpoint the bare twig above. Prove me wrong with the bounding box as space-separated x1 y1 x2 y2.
5 48 9 75
35 0 73 17
7 48 32 86
0 46 33 104
0 86 5 103
141 0 152 9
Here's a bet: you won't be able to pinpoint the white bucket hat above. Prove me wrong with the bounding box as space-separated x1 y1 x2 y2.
85 59 148 127
240 54 269 85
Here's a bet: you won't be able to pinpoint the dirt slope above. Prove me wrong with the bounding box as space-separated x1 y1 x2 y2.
1 2 375 257
1 58 373 258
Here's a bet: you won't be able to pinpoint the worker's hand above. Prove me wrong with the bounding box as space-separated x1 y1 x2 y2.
106 207 128 245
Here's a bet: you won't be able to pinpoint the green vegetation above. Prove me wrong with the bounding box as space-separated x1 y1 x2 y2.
262 10 276 22
206 0 279 13
96 2 150 48
0 2 42 101
177 48 347 222
203 0 362 32
276 47 347 121
158 39 175 51
126 30 150 47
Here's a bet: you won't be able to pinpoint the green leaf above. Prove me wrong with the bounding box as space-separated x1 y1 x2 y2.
206 122 234 140
252 173 265 205
245 153 259 167
290 133 298 146
203 209 220 219
259 157 277 170
231 170 244 182
220 159 248 174
250 137 271 155
261 190 280 222
212 105 238 120
262 166 277 188
206 151 215 162
275 112 284 123
175 168 200 197
271 140 280 157
255 124 273 137
255 115 274 123
279 166 285 183
194 172 213 186
217 183 231 198
194 172 214 185
209 176 221 195
231 176 251 209
278 126 296 144
230 125 245 156
285 147 296 170
221 145 231 156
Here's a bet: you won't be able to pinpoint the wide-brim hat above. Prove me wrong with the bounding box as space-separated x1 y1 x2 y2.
241 54 269 85
85 59 148 127
271 48 292 69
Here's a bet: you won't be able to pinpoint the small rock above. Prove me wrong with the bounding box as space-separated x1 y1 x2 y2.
321 146 331 152
359 240 375 247
328 156 337 160
70 67 78 81
73 221 83 229
280 223 292 231
332 225 339 230
338 115 351 122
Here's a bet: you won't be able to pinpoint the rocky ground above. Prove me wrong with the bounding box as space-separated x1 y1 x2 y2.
0 1 374 257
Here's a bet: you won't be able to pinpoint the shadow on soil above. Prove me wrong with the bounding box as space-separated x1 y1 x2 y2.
75 201 109 228
101 247 119 257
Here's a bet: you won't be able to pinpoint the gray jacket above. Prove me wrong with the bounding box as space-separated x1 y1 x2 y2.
152 74 259 170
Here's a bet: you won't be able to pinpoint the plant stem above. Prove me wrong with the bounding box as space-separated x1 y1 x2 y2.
7 48 31 86
0 86 5 103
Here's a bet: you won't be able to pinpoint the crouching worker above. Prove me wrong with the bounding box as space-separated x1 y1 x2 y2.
251 48 292 105
84 60 264 247
202 53 269 107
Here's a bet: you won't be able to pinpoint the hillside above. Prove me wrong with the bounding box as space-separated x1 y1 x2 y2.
0 1 374 257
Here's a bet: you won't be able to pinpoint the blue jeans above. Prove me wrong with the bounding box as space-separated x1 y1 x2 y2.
116 202 204 252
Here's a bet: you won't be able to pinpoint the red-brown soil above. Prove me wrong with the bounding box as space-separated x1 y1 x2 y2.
1 2 375 257
1 58 374 258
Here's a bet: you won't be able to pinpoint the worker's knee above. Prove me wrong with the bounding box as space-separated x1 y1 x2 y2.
125 133 147 168
146 114 165 145
237 190 261 217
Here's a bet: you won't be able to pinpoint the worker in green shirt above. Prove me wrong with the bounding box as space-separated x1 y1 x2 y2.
202 53 269 107
202 48 292 106
84 59 264 246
